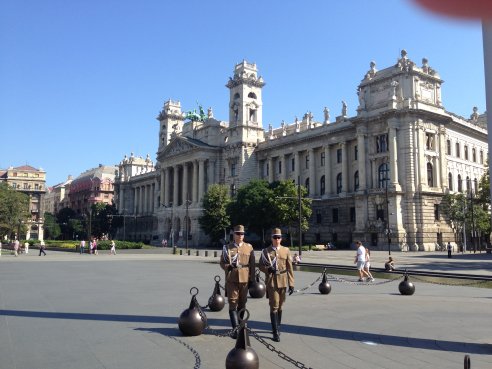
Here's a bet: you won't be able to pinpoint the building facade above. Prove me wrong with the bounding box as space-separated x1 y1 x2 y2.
69 164 117 216
43 175 73 215
0 165 47 240
115 52 488 250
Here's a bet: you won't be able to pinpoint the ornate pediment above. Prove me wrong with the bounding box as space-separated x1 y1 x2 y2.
162 138 196 158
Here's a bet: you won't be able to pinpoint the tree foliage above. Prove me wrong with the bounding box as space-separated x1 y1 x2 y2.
199 184 231 242
43 212 61 239
0 182 30 240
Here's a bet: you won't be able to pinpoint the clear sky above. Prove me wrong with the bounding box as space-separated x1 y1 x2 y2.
0 0 485 186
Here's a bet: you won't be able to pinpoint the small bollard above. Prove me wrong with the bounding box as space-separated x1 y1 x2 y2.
225 309 259 369
187 249 191 256
173 246 177 255
205 251 209 257
399 271 415 295
196 250 199 256
178 287 207 336
214 251 218 257
208 275 225 312
318 269 331 295
464 355 470 369
180 249 183 255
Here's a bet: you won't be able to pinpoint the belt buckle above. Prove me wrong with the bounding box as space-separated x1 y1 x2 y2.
275 270 280 275
237 264 242 269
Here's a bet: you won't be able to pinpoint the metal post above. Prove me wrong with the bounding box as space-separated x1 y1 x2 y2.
470 190 476 253
298 176 302 257
185 199 190 251
123 215 126 242
88 208 92 241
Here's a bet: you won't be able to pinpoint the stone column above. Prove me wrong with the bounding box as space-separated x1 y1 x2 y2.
309 149 315 195
143 185 148 214
164 168 169 207
357 132 367 191
324 145 331 195
341 143 348 193
198 159 205 202
438 126 446 189
119 187 124 211
268 157 274 183
294 151 300 184
388 119 399 187
183 162 189 202
192 161 198 204
151 183 155 213
417 123 427 188
173 166 179 206
280 154 286 180
160 170 165 207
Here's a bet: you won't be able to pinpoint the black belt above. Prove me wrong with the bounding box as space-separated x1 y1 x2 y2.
272 270 287 275
235 264 249 269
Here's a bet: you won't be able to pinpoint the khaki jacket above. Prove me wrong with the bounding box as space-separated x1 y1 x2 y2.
259 245 294 288
219 242 255 283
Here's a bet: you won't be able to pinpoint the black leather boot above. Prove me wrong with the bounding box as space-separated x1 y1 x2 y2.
229 310 239 339
270 312 280 342
277 310 282 327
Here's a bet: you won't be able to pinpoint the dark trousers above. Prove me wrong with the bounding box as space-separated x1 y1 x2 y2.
39 248 46 256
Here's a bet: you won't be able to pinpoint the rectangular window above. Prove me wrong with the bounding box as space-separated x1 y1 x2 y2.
266 163 269 177
464 146 469 160
316 210 322 224
354 145 358 161
278 161 282 174
447 140 451 155
350 207 356 222
480 150 484 164
320 152 325 167
336 149 342 163
376 205 385 221
24 183 28 189
291 158 295 172
332 208 339 223
456 143 460 158
434 204 440 221
305 154 309 169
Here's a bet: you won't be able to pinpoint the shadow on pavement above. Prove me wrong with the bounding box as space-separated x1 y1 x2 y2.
1 309 490 354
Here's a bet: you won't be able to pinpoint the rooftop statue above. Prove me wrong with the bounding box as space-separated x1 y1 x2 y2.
185 103 207 122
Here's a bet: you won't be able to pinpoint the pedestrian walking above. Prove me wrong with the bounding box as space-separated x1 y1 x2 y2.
14 239 19 257
259 228 295 342
354 240 371 281
93 239 98 255
447 242 452 258
110 240 116 255
0 240 2 257
80 240 86 254
24 241 29 254
219 225 255 339
39 240 46 256
364 247 375 282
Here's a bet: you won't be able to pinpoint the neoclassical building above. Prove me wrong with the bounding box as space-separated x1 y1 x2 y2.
114 51 488 250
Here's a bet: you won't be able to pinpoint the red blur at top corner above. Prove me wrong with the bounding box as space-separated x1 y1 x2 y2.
413 0 492 20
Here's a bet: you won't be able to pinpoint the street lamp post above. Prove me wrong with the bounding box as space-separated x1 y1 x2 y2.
185 199 192 251
469 190 476 253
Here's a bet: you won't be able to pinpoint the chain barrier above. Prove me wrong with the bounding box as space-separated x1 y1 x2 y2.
167 335 202 369
247 327 313 369
296 274 323 293
409 275 490 287
324 273 404 286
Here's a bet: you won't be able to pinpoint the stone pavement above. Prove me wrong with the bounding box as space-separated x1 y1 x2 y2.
0 250 491 369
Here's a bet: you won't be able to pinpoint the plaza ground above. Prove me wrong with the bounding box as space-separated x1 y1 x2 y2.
0 249 491 369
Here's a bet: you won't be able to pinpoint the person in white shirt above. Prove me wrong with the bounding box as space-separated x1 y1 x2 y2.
24 241 29 254
110 240 116 255
354 241 371 282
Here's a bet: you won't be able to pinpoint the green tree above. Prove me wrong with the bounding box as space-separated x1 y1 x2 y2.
227 180 275 244
199 184 231 243
270 180 312 246
0 182 30 240
56 207 77 239
43 212 61 239
90 203 117 238
477 161 490 206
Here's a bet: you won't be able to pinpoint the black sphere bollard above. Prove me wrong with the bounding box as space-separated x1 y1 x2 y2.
399 272 415 295
178 287 207 336
464 355 470 369
188 249 191 256
225 309 259 369
214 251 218 257
196 250 199 256
318 270 331 295
208 275 225 312
205 250 209 257
248 269 266 298
179 249 183 255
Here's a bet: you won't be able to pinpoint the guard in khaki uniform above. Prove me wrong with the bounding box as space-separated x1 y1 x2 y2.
220 225 255 338
259 228 294 342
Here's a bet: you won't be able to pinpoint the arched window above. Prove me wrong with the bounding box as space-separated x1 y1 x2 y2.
336 173 342 194
320 175 325 195
448 173 453 191
354 171 359 191
464 146 469 160
248 92 257 99
457 174 462 192
233 93 240 100
378 163 389 188
472 148 476 162
427 163 433 187
305 178 310 196
466 176 471 192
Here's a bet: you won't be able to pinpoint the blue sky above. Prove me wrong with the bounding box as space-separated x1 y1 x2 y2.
0 0 485 186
